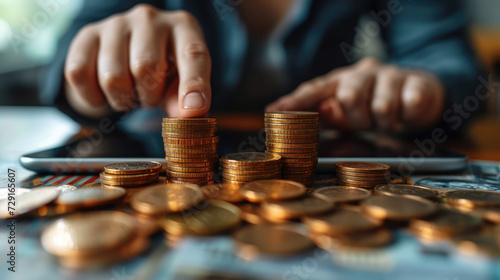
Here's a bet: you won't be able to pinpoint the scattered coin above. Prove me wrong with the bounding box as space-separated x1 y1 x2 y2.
240 179 306 203
130 183 204 215
159 200 241 235
233 223 314 259
312 228 393 250
444 190 500 208
201 183 245 203
312 186 371 203
303 207 382 234
56 186 126 209
261 195 334 220
374 184 439 200
361 195 437 221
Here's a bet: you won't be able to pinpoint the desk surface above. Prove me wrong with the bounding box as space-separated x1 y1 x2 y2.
1 106 500 280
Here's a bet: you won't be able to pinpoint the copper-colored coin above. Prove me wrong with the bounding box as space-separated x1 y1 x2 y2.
265 111 319 119
166 155 219 163
55 186 125 209
453 228 500 257
361 195 437 220
409 208 482 239
165 147 218 155
221 152 281 166
471 207 500 224
167 161 219 169
201 183 244 203
0 187 31 199
303 207 381 234
41 211 138 257
313 228 393 250
167 170 214 178
163 136 219 145
240 179 306 202
104 161 162 175
265 128 319 135
374 184 439 200
265 123 319 130
162 132 215 139
267 147 318 154
336 162 390 173
100 175 159 186
167 165 217 173
233 223 313 259
163 117 216 123
337 172 389 180
100 171 159 182
130 182 204 215
313 186 371 203
265 117 319 124
261 195 333 220
223 171 281 181
165 150 219 158
159 200 241 235
444 190 500 209
282 167 316 174
338 177 389 185
169 179 214 186
57 236 148 269
336 169 390 177
266 133 319 140
162 127 218 134
223 167 281 176
162 121 217 128
271 151 318 159
0 188 60 219
237 202 266 224
267 137 318 144
265 142 318 149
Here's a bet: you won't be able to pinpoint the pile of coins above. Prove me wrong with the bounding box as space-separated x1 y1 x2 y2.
335 162 390 188
221 152 282 186
100 161 161 187
264 111 319 186
162 118 219 186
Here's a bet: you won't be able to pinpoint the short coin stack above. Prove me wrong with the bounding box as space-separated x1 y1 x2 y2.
162 118 219 186
335 162 390 189
221 152 282 186
100 161 161 187
265 111 319 186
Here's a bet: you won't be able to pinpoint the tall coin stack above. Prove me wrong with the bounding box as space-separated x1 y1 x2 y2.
221 152 282 187
335 162 391 189
264 112 319 186
162 118 219 186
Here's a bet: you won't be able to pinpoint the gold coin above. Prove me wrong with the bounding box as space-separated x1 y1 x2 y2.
167 170 214 178
265 111 319 119
104 161 162 175
162 132 216 139
100 177 159 187
313 228 393 250
374 184 439 200
55 186 125 209
265 123 319 130
165 152 219 159
166 155 219 163
0 187 31 199
409 208 482 239
221 152 281 166
100 171 159 181
233 223 313 259
267 147 318 154
265 142 318 149
261 195 334 220
163 136 219 145
223 169 281 177
41 211 138 257
265 128 319 135
159 200 240 235
240 179 306 202
169 179 214 186
201 183 244 203
237 202 266 224
270 151 317 159
162 127 218 134
162 121 217 128
361 195 437 220
303 207 381 234
130 182 204 215
266 137 318 144
336 162 390 173
57 236 148 269
336 169 390 177
167 161 219 169
0 188 60 219
444 190 500 208
266 133 319 140
338 178 389 186
222 162 281 171
163 117 216 123
265 117 319 124
223 171 281 181
313 186 371 203
167 165 217 173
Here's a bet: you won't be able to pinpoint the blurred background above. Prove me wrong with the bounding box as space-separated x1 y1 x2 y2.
0 0 499 116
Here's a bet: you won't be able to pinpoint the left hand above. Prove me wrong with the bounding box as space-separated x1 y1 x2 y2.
265 58 445 131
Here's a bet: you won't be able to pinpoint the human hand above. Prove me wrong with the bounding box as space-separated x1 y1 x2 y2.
64 4 211 118
266 58 445 131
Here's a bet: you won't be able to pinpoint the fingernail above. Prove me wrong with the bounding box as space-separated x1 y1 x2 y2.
182 92 205 109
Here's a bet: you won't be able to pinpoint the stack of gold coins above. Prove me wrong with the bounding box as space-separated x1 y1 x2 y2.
221 152 282 186
100 161 162 187
264 111 319 186
335 162 390 188
162 118 219 186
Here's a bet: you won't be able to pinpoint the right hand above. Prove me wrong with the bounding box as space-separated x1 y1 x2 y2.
64 4 211 118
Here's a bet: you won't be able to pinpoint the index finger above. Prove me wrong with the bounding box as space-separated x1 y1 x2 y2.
170 12 211 117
